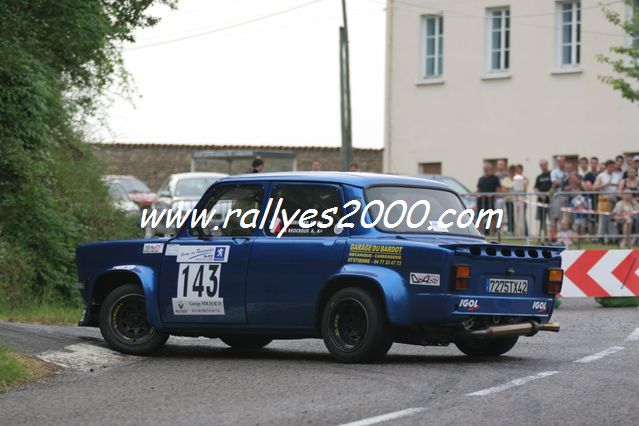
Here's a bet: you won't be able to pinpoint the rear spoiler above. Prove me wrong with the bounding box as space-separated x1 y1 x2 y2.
440 243 563 261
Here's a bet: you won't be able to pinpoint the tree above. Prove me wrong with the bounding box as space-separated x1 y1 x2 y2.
0 1 176 306
598 0 639 103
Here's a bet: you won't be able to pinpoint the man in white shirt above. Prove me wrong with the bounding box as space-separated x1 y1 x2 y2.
594 160 622 243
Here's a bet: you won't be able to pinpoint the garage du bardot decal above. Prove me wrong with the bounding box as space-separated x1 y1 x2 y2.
347 244 404 266
170 245 230 316
409 272 440 286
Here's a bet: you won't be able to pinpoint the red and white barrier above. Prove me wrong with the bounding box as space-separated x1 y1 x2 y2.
561 250 639 297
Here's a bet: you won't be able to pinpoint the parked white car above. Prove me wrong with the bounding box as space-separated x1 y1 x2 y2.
149 172 228 236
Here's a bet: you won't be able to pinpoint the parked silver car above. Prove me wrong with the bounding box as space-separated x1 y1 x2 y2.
149 172 228 236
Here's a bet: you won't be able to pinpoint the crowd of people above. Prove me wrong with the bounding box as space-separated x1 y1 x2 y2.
477 155 639 247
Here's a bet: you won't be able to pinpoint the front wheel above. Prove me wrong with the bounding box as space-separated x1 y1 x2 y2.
220 335 273 350
455 337 518 357
99 284 168 355
321 287 393 363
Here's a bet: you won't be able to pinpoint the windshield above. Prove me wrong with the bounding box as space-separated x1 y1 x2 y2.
175 177 218 197
364 186 483 236
117 178 150 193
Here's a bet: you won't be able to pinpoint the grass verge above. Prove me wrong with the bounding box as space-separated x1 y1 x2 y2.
0 347 55 393
0 304 83 325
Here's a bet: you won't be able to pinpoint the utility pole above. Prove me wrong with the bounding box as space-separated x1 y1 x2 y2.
339 0 353 171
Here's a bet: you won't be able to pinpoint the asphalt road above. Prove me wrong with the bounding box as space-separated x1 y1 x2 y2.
1 299 638 426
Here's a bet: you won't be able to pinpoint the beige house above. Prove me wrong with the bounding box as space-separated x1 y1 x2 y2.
384 0 638 189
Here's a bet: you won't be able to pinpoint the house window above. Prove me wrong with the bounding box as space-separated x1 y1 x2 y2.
422 15 443 78
419 162 442 174
556 1 581 67
487 8 510 72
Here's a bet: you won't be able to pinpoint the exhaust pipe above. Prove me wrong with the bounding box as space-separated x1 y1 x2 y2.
463 321 560 339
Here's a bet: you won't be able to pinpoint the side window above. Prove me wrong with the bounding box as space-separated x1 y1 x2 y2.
267 185 342 237
192 185 264 237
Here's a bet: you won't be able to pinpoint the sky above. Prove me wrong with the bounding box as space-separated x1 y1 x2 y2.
93 0 386 148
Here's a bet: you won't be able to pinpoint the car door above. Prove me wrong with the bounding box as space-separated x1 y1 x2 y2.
158 184 265 324
245 183 346 327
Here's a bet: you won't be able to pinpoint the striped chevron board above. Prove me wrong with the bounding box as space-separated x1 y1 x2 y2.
561 250 639 297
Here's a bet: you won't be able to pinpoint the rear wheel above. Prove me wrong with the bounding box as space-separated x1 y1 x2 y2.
99 284 168 355
455 337 518 357
321 287 392 363
220 335 273 350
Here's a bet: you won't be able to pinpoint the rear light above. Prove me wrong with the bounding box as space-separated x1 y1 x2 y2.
545 268 564 294
452 264 471 291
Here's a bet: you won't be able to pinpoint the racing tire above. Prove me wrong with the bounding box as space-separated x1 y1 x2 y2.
220 335 273 350
99 284 169 355
455 337 519 357
321 287 393 363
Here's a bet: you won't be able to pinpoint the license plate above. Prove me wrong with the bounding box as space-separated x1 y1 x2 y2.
488 278 528 294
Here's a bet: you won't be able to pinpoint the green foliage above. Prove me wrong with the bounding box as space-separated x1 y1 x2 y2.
598 1 639 103
0 347 28 392
0 0 173 305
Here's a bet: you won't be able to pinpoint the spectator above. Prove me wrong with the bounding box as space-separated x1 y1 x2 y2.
514 164 529 235
594 160 621 243
569 176 590 237
578 157 589 177
619 167 638 193
634 155 639 171
557 221 574 248
349 162 360 172
583 157 599 188
311 160 321 171
476 162 501 234
623 155 635 179
583 157 599 237
515 164 529 192
550 156 567 189
612 192 639 248
534 159 553 241
501 165 518 233
251 158 264 173
549 156 568 241
615 155 624 178
495 159 508 181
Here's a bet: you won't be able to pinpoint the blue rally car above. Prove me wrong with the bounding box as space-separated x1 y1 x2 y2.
76 173 563 363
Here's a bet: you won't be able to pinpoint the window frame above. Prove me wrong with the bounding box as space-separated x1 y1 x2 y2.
555 1 581 69
485 7 510 74
421 14 444 79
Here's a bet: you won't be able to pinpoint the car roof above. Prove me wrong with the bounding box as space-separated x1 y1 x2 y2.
170 172 229 180
103 175 140 181
216 172 449 190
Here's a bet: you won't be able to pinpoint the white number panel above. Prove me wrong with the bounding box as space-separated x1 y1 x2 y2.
172 263 224 315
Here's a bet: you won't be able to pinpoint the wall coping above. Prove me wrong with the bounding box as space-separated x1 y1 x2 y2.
92 142 383 153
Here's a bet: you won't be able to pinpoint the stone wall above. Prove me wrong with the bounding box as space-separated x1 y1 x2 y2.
94 143 383 190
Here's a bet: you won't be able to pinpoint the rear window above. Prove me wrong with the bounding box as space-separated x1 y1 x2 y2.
364 186 482 236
